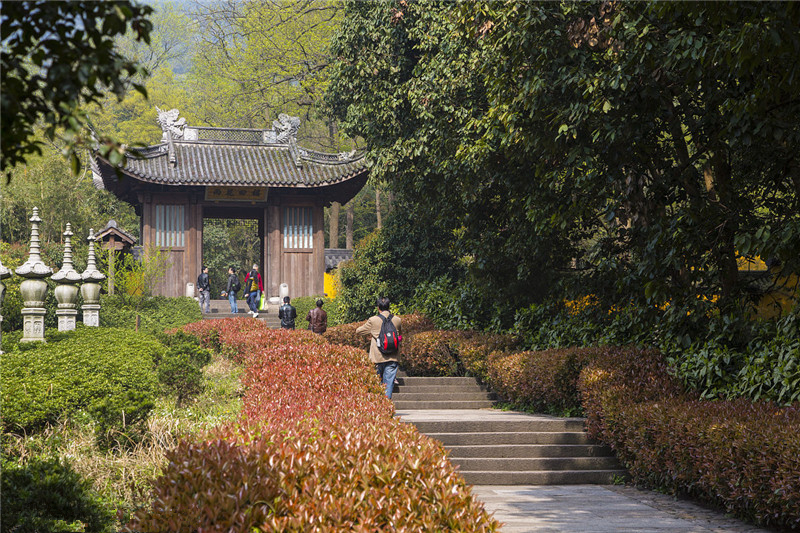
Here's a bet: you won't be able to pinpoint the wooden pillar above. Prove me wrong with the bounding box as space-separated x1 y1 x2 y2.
267 204 281 297
313 203 325 295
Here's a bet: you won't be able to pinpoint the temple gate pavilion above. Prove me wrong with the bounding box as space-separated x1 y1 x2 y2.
92 109 368 298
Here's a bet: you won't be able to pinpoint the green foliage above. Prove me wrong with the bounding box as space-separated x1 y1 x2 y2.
1 146 138 246
336 232 393 322
336 206 464 323
189 0 350 151
100 295 201 333
1 1 153 172
290 296 339 332
201 219 259 294
1 455 114 533
156 352 204 407
1 328 161 443
154 330 213 406
512 298 800 404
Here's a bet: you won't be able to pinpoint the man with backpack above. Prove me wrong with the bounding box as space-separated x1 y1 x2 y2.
356 296 402 398
221 266 240 313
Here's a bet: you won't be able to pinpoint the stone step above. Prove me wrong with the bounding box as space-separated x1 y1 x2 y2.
392 392 497 401
397 376 484 386
394 400 496 410
447 444 615 459
394 384 491 393
426 431 593 446
458 469 627 486
450 456 621 472
411 419 586 434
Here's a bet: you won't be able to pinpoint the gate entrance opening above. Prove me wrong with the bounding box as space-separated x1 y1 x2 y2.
202 217 261 294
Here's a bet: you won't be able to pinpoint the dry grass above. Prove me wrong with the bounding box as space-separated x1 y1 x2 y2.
3 351 243 523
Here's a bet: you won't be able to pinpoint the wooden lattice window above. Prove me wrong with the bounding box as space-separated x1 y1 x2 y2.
154 204 184 247
283 206 313 250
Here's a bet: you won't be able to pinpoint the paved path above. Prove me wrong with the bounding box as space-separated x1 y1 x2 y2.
472 485 773 533
396 409 774 533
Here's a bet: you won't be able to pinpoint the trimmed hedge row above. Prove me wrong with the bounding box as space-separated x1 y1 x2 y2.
1 328 162 440
577 347 800 530
322 313 436 352
487 347 602 415
128 318 499 532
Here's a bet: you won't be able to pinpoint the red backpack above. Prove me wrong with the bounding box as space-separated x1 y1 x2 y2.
376 313 402 354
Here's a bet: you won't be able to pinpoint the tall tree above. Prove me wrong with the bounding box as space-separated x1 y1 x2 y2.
326 1 800 314
1 1 153 173
189 0 351 150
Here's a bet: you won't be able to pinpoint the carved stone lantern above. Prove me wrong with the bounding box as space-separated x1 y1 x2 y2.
52 223 82 331
0 255 11 354
81 229 105 326
15 207 53 343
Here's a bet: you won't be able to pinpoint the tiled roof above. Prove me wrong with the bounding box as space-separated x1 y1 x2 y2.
118 142 367 187
324 248 353 271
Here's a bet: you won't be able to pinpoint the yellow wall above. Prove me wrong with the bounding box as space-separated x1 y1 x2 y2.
324 271 338 298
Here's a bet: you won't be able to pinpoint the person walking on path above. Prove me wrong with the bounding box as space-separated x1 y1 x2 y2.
243 264 263 318
197 266 211 314
356 296 402 398
222 266 240 313
279 296 297 329
306 298 328 334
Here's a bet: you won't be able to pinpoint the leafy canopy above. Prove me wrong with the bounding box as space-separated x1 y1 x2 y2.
1 1 153 173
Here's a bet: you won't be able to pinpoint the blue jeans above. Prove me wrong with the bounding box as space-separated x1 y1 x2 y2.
228 292 238 313
246 291 260 313
376 361 399 399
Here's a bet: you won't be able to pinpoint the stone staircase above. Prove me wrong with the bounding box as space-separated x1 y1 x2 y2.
202 299 280 328
393 376 497 409
394 375 626 485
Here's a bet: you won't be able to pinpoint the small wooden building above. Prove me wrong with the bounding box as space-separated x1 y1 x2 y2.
92 110 368 298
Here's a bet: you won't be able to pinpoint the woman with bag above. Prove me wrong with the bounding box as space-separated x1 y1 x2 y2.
242 264 263 318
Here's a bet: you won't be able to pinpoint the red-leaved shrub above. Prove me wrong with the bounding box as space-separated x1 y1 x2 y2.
323 313 436 353
578 347 800 529
400 330 465 376
127 318 499 532
487 347 602 414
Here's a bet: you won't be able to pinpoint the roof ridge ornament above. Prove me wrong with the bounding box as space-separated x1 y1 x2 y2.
273 113 301 144
156 107 187 140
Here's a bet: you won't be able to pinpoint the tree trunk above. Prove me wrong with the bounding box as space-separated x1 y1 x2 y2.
346 201 354 249
329 202 340 248
375 188 382 230
710 149 739 309
386 190 394 213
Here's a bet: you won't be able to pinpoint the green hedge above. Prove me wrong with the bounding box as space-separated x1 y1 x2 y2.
1 328 162 440
1 455 114 533
577 347 800 530
100 295 202 333
289 295 340 332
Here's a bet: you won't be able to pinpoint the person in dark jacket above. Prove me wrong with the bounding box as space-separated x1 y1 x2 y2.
221 266 239 313
197 266 211 313
278 296 297 329
243 264 263 317
306 298 327 334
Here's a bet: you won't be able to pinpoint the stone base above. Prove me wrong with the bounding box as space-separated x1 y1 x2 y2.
82 304 100 327
21 307 47 343
57 309 78 331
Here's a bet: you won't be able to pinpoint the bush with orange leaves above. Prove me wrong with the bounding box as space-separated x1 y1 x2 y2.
578 347 800 530
127 318 499 532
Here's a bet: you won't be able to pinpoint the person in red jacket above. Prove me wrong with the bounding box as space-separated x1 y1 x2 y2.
242 264 263 317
